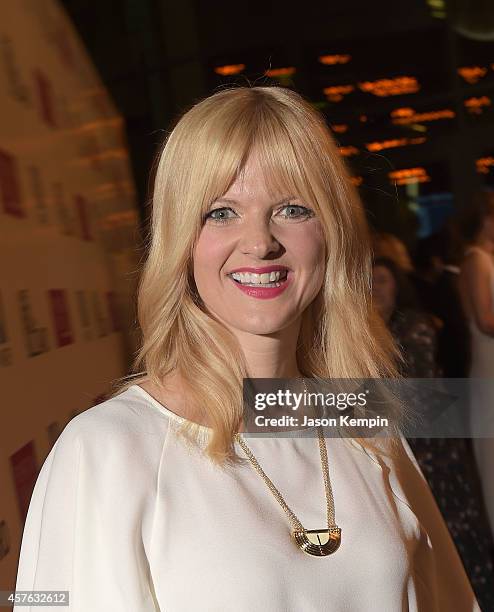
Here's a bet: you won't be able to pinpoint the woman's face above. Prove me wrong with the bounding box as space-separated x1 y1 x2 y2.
193 153 326 337
372 265 397 320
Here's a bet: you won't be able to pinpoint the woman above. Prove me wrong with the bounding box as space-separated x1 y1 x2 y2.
372 256 438 378
411 229 471 379
373 256 494 609
14 86 479 610
459 191 494 540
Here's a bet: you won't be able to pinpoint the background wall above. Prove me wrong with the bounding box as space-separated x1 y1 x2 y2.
0 0 142 591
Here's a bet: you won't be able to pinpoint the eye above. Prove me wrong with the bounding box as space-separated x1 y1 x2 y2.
278 204 315 221
203 207 237 224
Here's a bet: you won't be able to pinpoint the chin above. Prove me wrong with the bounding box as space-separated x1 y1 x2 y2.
227 313 298 336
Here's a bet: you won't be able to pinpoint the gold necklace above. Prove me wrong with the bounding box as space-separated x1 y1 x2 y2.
234 380 341 557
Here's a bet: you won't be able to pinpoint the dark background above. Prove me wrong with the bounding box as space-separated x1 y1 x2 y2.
60 0 494 251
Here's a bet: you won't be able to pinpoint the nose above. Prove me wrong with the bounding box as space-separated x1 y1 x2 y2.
238 217 281 258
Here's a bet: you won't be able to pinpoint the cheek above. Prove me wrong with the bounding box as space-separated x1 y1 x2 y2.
292 225 326 279
383 282 396 302
381 287 391 301
193 230 229 278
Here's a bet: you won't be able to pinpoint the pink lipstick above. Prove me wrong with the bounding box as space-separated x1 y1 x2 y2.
227 266 292 300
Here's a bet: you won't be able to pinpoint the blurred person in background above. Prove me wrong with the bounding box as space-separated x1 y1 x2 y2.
459 190 494 544
372 231 415 274
372 232 444 337
411 226 471 378
372 256 437 376
373 256 494 608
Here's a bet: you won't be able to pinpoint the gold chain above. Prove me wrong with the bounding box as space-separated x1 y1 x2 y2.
234 379 337 535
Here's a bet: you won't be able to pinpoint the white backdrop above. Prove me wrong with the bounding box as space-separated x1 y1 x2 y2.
0 0 142 591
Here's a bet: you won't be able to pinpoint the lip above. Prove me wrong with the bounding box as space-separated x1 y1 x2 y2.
227 265 291 274
228 270 292 300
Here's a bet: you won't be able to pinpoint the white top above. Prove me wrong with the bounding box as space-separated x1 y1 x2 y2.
14 385 479 611
464 245 494 377
463 246 494 537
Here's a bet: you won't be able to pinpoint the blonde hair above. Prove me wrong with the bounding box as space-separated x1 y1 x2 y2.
110 85 402 466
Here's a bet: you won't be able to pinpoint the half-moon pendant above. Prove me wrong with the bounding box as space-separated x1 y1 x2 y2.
292 527 342 557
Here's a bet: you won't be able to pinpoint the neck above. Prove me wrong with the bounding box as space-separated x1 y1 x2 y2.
228 318 303 379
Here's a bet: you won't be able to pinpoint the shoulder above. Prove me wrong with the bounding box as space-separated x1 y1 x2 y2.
367 435 432 504
72 385 170 431
53 386 173 469
28 386 179 524
360 435 420 469
462 246 493 270
15 387 174 600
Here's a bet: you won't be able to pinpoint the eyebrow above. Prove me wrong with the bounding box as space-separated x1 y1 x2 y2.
212 195 297 206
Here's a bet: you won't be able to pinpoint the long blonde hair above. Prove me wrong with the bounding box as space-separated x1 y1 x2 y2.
110 85 402 466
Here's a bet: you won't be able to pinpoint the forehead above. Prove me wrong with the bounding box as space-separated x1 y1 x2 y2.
220 153 291 202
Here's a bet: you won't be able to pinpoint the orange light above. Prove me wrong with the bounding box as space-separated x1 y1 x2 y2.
330 124 348 133
464 96 491 114
391 107 415 118
476 156 494 174
389 167 427 179
457 66 487 84
323 85 354 102
388 167 431 185
359 115 367 122
339 145 359 157
318 54 352 65
365 137 425 152
358 76 420 97
214 64 245 76
391 108 455 124
395 176 430 185
350 176 363 186
265 66 296 77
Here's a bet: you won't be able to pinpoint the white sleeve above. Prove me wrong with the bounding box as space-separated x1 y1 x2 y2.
397 435 481 612
13 417 161 611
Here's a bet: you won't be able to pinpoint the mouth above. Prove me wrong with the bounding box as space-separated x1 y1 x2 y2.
226 268 292 300
228 269 289 288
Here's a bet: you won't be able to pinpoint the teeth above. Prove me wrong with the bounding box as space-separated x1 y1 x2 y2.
231 270 287 285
